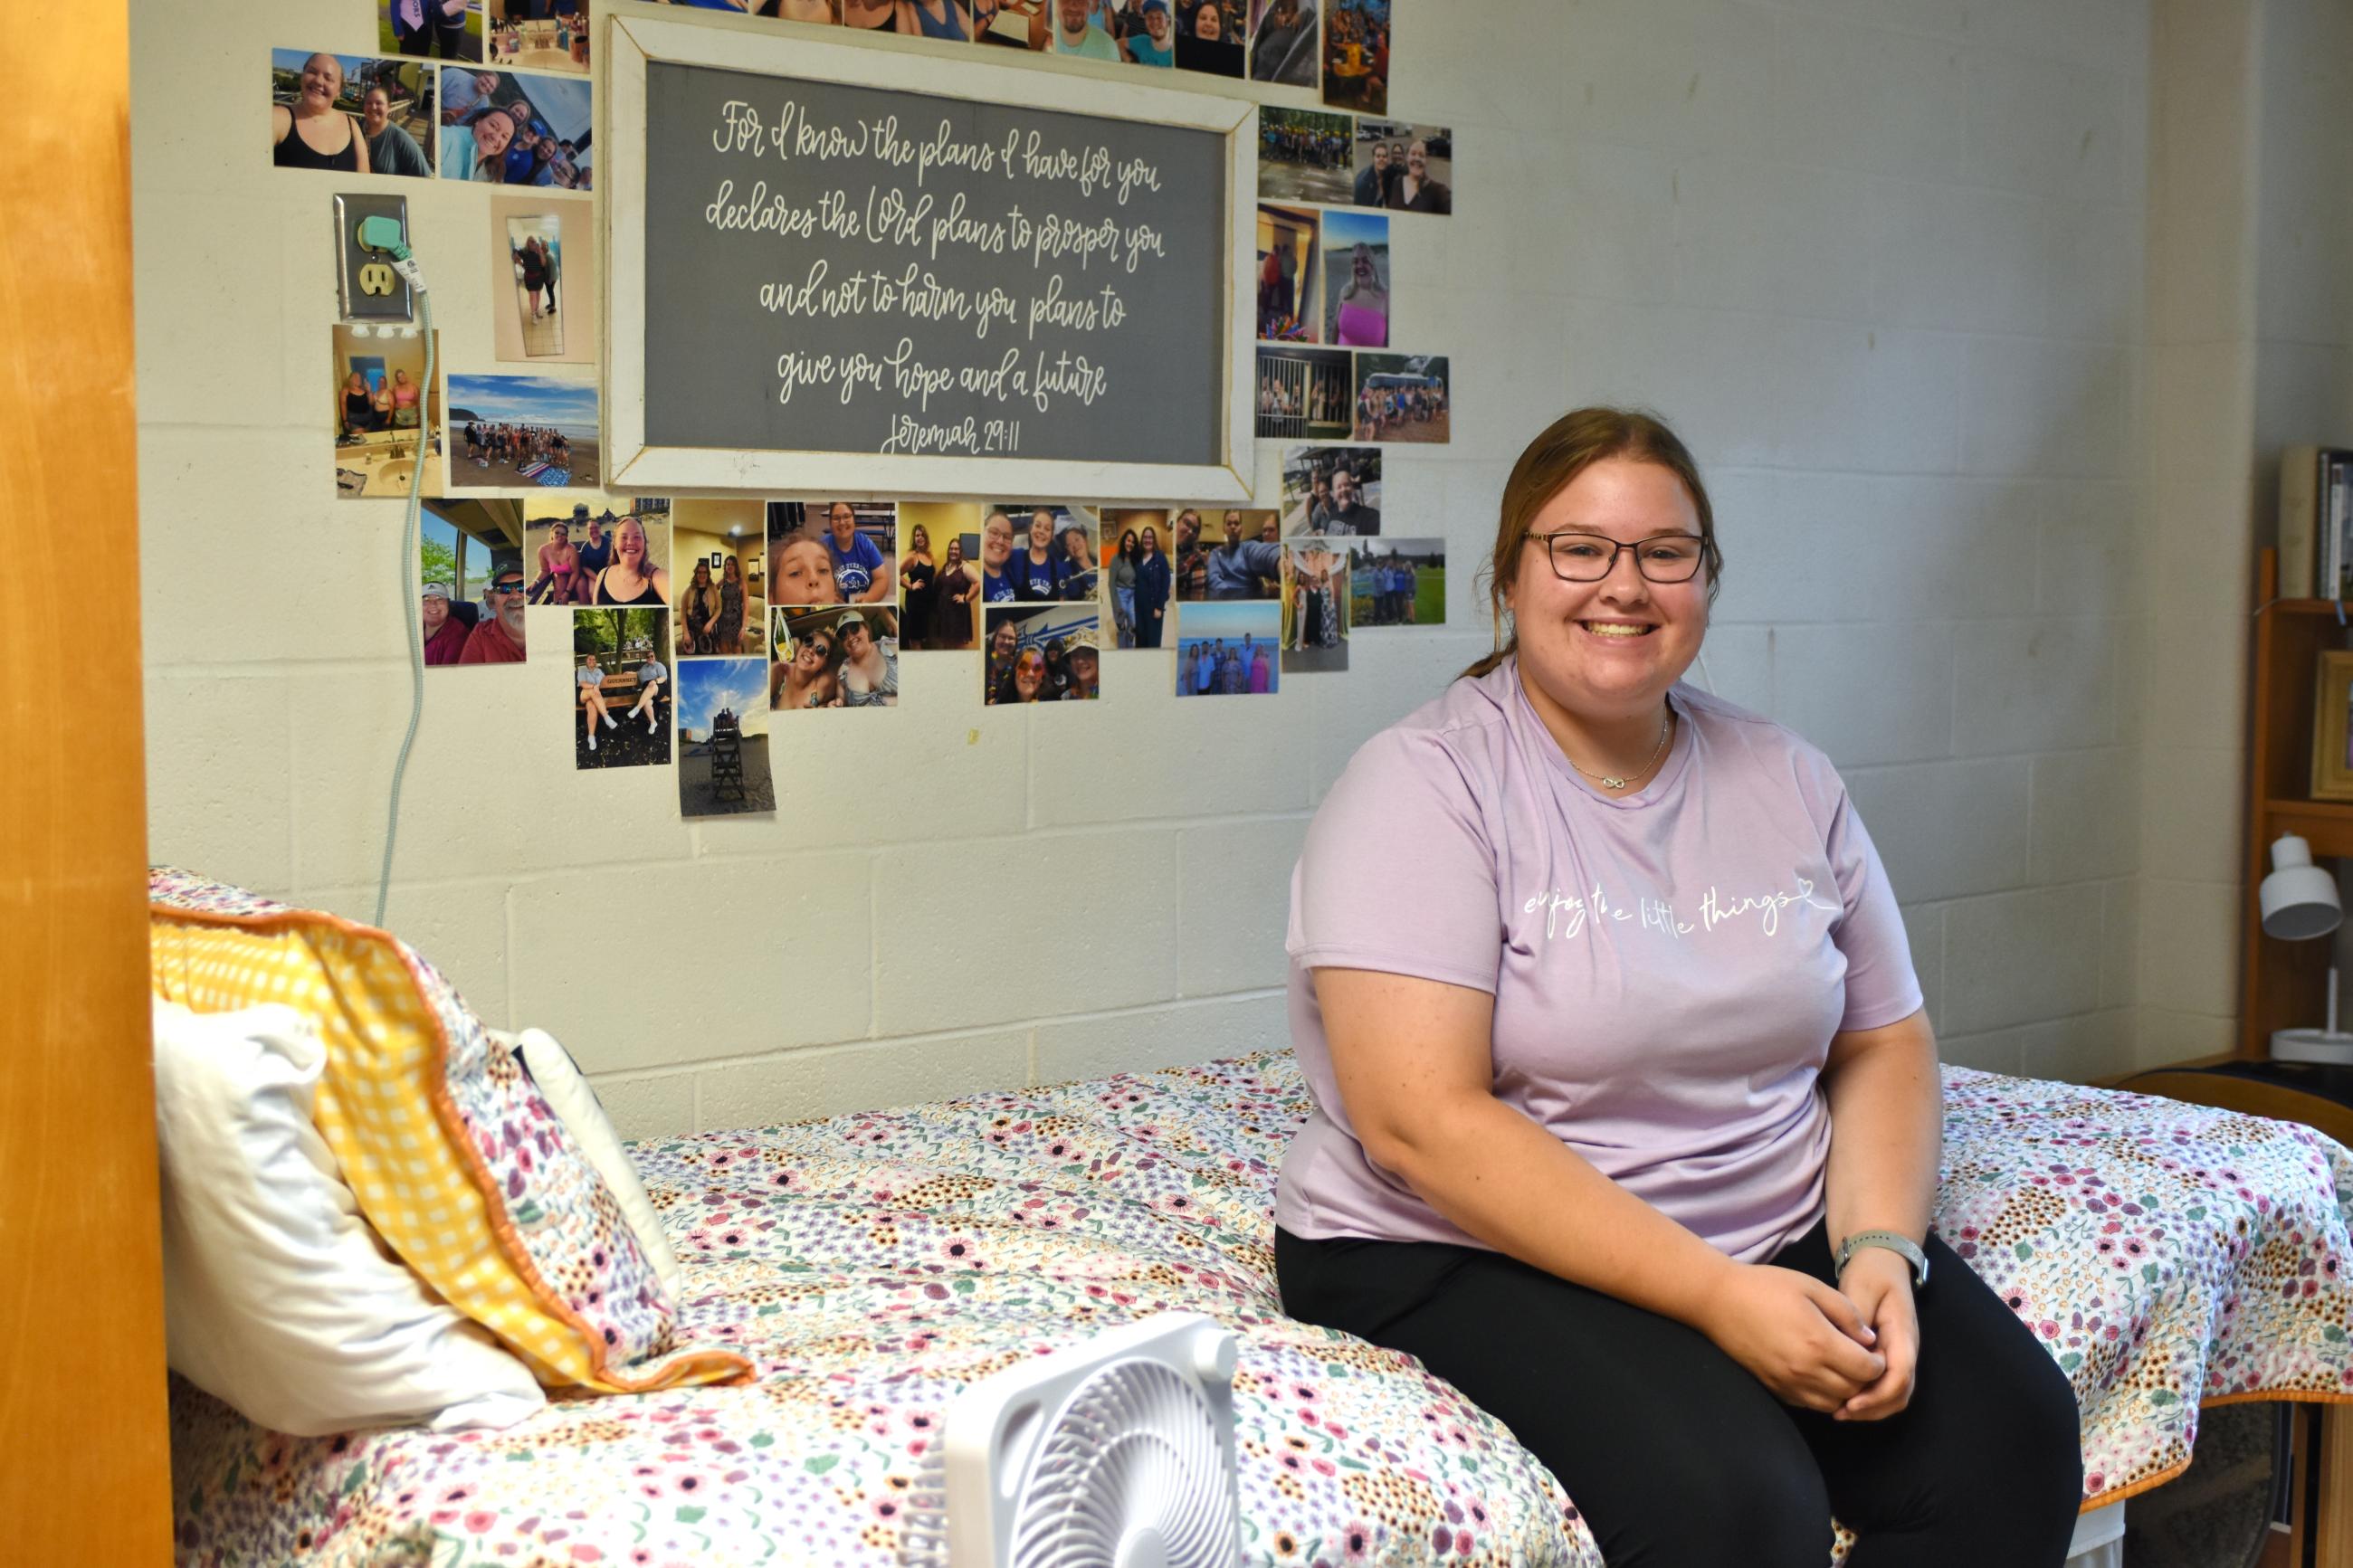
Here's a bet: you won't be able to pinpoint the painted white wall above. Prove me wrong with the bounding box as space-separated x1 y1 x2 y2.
137 0 2167 1136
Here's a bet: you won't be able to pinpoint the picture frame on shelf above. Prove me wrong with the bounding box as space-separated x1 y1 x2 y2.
2312 651 2353 801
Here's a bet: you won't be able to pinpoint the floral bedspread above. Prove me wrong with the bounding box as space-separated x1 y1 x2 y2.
173 1054 2353 1568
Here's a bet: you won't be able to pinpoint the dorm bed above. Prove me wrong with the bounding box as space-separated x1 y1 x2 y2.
169 1039 2353 1566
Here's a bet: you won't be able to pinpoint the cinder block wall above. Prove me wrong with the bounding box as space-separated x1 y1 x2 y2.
136 0 2160 1136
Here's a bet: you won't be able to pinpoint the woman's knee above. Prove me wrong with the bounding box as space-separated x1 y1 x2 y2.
1605 1440 1830 1568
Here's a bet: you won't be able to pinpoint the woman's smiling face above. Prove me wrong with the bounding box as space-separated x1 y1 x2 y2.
1506 457 1708 719
300 54 341 107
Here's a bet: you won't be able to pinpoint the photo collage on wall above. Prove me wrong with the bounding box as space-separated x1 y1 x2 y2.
304 0 1430 817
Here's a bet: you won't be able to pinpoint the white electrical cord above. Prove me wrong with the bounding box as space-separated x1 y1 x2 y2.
375 261 433 929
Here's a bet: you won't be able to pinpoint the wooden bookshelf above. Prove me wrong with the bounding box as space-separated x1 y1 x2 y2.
2241 547 2353 1056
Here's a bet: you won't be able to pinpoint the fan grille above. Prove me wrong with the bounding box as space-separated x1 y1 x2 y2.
1009 1360 1236 1568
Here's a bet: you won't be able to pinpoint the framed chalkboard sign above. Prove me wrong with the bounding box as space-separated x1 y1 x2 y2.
600 6 1256 501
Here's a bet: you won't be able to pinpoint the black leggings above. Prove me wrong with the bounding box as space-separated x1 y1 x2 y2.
1275 1217 2084 1567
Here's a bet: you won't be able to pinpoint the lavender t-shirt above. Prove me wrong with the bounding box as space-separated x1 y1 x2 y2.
1276 660 1922 1264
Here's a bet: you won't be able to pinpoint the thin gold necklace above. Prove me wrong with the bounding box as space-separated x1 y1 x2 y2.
1567 708 1672 791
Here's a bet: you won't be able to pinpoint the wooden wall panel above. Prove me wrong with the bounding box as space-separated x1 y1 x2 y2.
0 0 173 1558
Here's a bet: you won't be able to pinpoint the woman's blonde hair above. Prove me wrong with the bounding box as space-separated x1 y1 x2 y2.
1464 407 1723 679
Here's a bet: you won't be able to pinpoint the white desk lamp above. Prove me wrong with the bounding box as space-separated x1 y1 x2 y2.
2262 833 2353 1064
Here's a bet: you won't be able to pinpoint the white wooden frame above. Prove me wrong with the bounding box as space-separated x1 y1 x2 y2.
598 4 1255 502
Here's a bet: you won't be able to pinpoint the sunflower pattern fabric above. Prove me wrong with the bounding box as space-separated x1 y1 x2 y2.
148 869 749 1396
170 1048 2353 1566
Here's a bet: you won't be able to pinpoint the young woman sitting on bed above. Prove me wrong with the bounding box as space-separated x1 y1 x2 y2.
1273 406 2085 1567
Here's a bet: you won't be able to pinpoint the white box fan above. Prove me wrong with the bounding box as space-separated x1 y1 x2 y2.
901 1312 1242 1568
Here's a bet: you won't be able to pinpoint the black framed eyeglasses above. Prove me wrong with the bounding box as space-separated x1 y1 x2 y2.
1531 530 1704 584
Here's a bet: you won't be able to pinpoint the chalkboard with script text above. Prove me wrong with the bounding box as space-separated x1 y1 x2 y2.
608 17 1252 499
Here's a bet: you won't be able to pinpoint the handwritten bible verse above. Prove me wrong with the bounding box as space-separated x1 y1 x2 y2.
687 88 1200 460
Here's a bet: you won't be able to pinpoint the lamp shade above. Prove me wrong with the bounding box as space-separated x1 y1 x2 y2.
2261 833 2343 940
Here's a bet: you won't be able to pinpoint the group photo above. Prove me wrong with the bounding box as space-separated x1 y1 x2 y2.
1351 119 1451 214
1255 345 1352 441
1174 601 1280 697
673 501 767 658
1348 539 1443 627
272 52 438 176
984 605 1102 703
768 499 898 610
893 503 981 651
1256 107 1352 204
524 497 672 607
438 66 593 187
768 605 901 711
569 607 672 768
1281 537 1350 672
330 324 443 499
448 373 601 490
1098 511 1174 649
974 504 1100 604
1319 0 1388 113
675 658 775 817
488 0 591 72
1352 354 1450 443
1281 445 1384 535
1173 508 1283 601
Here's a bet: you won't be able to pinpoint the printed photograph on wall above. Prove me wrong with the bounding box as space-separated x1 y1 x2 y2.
486 0 589 73
1175 0 1243 74
1353 354 1450 443
1246 0 1316 87
676 658 775 815
1256 345 1352 440
1175 601 1281 696
490 196 598 363
572 608 673 768
1100 509 1169 647
331 325 445 499
770 605 901 710
1320 0 1387 113
985 604 1103 703
272 52 437 177
1281 445 1383 534
986 503 1100 603
896 502 982 651
973 0 1047 48
446 373 599 491
1281 537 1350 673
381 0 486 62
437 67 592 188
420 498 525 664
1254 204 1320 344
1349 537 1444 627
768 500 898 609
843 0 965 35
1353 120 1452 214
672 500 768 657
1043 0 1122 57
524 495 672 606
1257 107 1352 204
1321 209 1391 347
1173 507 1283 601
447 561 529 663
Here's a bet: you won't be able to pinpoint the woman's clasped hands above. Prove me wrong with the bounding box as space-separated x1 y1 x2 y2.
1698 1250 1919 1422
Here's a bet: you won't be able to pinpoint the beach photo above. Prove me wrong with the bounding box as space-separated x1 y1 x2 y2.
1348 538 1444 626
487 0 589 73
1100 509 1168 648
1353 353 1451 443
272 52 437 177
984 604 1104 704
767 500 897 610
1246 0 1315 87
676 658 776 816
1320 0 1387 113
1257 345 1352 441
1175 601 1281 696
1255 204 1320 344
447 373 600 491
491 197 597 363
524 495 671 606
673 500 768 658
1173 508 1283 601
382 0 486 61
1257 107 1353 204
331 325 444 499
896 502 982 651
1352 119 1451 214
437 68 592 188
572 608 672 769
1321 209 1392 347
1281 444 1383 535
769 605 900 711
1281 538 1350 673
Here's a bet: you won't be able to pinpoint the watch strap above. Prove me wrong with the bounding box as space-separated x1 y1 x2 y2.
1835 1229 1929 1288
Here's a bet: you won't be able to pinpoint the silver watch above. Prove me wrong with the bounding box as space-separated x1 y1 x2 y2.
1835 1229 1929 1288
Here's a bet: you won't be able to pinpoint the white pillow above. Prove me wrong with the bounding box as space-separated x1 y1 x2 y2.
153 998 547 1436
510 1027 685 1288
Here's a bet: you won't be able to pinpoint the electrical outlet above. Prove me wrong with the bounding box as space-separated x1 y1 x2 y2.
333 193 413 323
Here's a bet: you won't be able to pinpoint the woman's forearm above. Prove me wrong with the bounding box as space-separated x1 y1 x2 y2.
1819 1013 1941 1260
1374 1096 1735 1331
